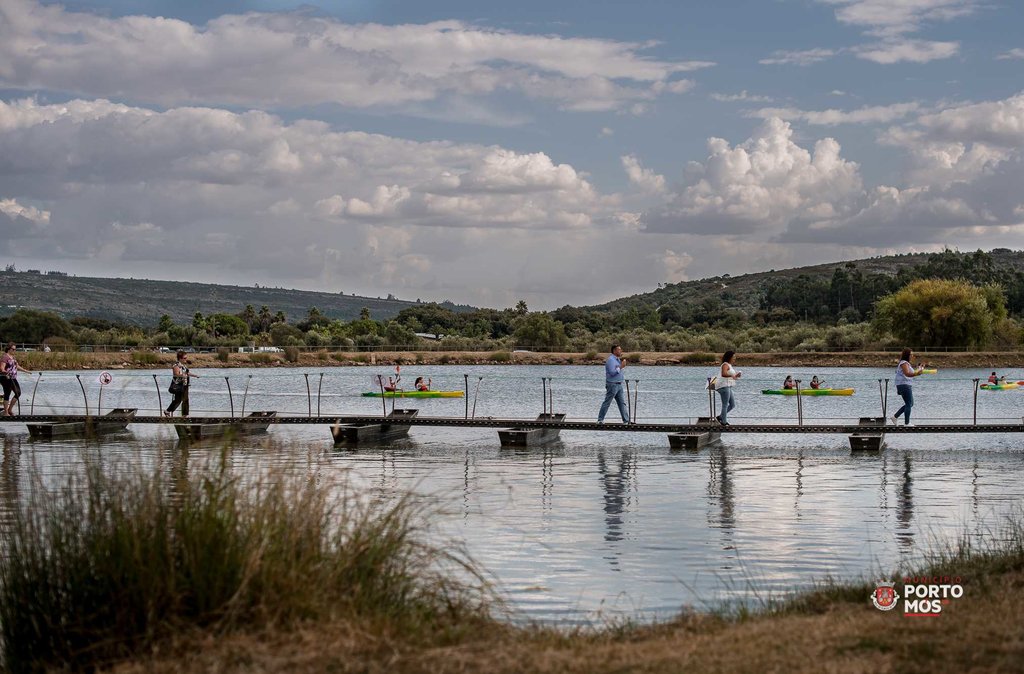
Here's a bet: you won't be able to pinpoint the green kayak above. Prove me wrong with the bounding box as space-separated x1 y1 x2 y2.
362 390 465 398
762 388 855 396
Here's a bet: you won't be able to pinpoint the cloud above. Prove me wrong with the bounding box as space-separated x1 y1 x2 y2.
641 118 863 235
997 48 1024 60
711 90 774 103
0 97 640 304
0 0 713 116
598 127 614 137
853 39 959 64
759 48 837 66
747 102 921 125
816 0 982 39
638 99 1024 248
621 155 666 194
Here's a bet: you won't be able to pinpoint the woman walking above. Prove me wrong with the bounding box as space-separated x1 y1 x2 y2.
1 343 35 416
164 350 198 417
716 350 741 426
892 348 924 426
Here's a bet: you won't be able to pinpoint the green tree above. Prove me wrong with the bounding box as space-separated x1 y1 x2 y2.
157 314 174 333
208 313 250 338
359 307 371 321
873 279 1007 348
513 313 568 351
0 309 73 344
269 323 304 347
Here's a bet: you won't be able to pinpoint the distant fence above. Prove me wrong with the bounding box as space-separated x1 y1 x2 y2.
11 343 1024 355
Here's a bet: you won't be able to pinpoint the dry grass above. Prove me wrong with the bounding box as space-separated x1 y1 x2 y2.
105 516 1024 674
0 454 495 673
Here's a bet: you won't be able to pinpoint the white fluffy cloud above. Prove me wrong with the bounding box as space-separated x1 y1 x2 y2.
0 97 628 298
621 155 667 194
853 39 959 64
0 0 711 116
747 102 921 125
642 118 863 235
759 48 837 66
997 48 1024 61
638 94 1024 247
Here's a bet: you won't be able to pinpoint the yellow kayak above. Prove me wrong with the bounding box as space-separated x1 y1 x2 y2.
762 388 855 396
362 390 464 398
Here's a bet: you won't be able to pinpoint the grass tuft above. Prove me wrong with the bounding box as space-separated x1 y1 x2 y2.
489 351 512 363
0 455 495 673
131 351 162 365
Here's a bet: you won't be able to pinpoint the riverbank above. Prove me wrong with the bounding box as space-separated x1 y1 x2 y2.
115 533 1024 673
17 348 1024 371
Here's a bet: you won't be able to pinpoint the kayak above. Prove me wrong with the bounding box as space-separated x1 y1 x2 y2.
362 390 465 398
921 368 938 374
761 388 855 396
980 382 1022 391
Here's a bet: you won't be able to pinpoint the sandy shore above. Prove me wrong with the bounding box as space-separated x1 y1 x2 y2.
20 349 1024 371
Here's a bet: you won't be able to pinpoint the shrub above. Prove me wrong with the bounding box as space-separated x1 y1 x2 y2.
679 351 716 365
330 352 349 363
0 457 492 673
216 347 231 363
249 353 277 364
130 351 161 365
585 350 598 361
489 351 511 363
283 346 300 363
626 353 643 363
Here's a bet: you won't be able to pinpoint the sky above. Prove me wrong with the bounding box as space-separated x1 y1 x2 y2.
1 0 1023 310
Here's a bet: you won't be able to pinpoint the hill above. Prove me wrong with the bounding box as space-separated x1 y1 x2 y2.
0 271 470 326
586 248 1024 319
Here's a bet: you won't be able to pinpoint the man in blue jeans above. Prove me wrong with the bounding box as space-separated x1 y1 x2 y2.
598 344 630 423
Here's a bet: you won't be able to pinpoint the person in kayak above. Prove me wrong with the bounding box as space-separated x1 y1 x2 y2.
598 345 630 424
988 372 998 384
809 375 824 390
892 348 925 426
783 375 795 390
716 351 741 426
414 376 431 391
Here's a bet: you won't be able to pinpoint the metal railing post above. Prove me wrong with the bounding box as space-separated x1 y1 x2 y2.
225 376 234 418
30 372 41 415
304 373 312 417
794 379 803 426
972 378 979 426
75 374 90 417
241 374 252 417
317 373 324 416
152 374 163 416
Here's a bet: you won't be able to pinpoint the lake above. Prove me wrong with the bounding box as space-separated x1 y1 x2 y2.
2 364 1022 622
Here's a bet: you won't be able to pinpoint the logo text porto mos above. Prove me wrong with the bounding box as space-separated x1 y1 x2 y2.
871 576 964 616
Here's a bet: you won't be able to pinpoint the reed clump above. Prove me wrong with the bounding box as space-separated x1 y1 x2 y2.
17 351 86 370
248 352 277 364
0 456 494 673
131 351 162 365
489 351 512 363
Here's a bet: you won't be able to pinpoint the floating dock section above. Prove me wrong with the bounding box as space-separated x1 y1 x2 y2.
849 417 887 451
498 413 566 447
668 417 722 450
331 409 419 445
173 411 277 442
27 408 137 440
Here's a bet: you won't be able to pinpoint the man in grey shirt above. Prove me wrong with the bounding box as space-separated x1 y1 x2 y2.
598 344 630 423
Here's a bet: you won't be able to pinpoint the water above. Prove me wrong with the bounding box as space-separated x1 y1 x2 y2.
1 364 1022 622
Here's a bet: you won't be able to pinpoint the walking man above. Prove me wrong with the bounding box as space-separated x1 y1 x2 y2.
598 345 630 423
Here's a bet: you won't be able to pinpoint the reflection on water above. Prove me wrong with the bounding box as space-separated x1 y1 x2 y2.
1 364 1023 623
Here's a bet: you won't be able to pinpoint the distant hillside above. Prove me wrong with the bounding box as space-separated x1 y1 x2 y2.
0 271 471 326
587 249 1024 317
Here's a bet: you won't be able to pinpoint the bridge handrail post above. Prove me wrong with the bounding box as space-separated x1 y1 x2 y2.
625 380 632 422
972 378 979 425
548 378 553 416
75 374 90 418
304 373 312 417
317 373 324 416
632 379 639 424
225 376 234 418
464 374 469 419
242 374 252 417
30 372 42 415
794 379 803 426
152 374 163 417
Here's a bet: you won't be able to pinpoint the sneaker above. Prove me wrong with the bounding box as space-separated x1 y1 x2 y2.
890 414 899 425
904 422 915 427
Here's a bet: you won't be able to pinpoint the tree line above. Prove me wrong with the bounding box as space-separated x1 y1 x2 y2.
1 249 1021 351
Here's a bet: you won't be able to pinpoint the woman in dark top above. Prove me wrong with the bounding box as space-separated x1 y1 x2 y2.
164 350 198 417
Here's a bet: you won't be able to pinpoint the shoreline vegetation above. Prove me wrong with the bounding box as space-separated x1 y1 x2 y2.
1 456 1021 673
15 348 1024 372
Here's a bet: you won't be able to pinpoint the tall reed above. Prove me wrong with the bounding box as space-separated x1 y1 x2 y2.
0 454 494 673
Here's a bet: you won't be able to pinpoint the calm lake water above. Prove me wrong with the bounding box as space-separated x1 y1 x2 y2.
2 364 1023 622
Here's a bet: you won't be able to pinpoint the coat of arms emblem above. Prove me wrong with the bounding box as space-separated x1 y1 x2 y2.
871 580 900 611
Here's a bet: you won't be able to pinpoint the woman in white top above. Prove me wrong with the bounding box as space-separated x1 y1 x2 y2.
716 350 741 426
892 347 925 426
